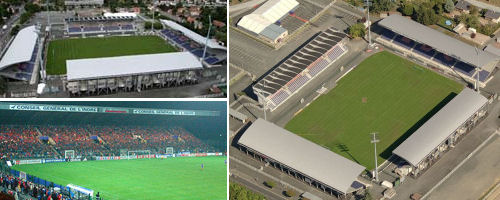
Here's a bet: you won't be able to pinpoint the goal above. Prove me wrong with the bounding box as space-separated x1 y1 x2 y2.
127 150 151 160
166 147 174 155
65 150 75 159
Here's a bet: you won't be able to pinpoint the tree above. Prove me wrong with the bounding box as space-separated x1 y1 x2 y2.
444 0 455 13
371 0 395 13
434 3 444 15
284 189 296 197
400 2 414 16
10 24 19 36
264 181 276 188
415 7 439 25
349 23 366 38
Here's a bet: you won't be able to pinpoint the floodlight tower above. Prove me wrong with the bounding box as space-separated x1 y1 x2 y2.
47 0 50 30
256 81 268 120
370 132 379 182
202 15 212 62
365 0 372 47
151 0 157 31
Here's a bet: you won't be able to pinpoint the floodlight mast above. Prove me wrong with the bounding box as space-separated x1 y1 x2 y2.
370 132 379 182
202 15 212 62
474 46 479 92
365 0 372 47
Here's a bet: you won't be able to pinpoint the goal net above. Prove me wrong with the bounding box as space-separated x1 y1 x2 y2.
127 150 151 160
166 147 174 155
65 150 75 159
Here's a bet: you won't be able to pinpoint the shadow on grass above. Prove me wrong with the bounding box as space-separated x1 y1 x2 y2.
380 92 458 160
336 143 361 164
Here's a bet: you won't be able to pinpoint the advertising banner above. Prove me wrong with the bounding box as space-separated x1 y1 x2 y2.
9 104 98 113
14 159 42 165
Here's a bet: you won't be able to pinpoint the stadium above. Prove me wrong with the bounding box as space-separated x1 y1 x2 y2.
0 12 227 97
242 49 492 198
0 101 227 200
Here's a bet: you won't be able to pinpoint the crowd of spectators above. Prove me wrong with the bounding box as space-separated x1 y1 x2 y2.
0 172 67 200
0 126 55 160
0 124 214 159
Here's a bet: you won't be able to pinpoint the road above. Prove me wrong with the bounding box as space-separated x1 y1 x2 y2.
0 6 24 52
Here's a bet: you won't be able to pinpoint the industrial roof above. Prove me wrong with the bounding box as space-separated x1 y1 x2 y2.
0 26 38 70
238 14 273 34
238 119 365 194
237 0 298 35
260 23 287 41
485 10 500 19
160 19 226 50
393 88 487 166
378 15 498 69
253 0 299 23
66 52 202 81
254 28 346 97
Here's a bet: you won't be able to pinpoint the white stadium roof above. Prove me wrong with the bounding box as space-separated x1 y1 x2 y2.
66 52 202 81
238 118 365 194
0 26 38 70
237 0 298 35
103 12 137 18
393 88 488 166
160 19 226 50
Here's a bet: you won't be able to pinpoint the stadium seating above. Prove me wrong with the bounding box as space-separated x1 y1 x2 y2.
307 58 329 77
204 57 220 65
393 35 415 49
434 53 456 67
0 126 55 159
413 43 436 59
478 70 490 82
121 24 134 30
453 61 476 77
270 90 290 106
68 27 82 33
287 75 310 93
381 29 396 41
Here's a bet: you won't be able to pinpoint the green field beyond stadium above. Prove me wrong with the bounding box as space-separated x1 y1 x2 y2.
46 36 177 75
13 157 226 200
285 51 463 170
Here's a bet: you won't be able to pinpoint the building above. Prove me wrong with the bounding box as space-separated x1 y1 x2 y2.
64 0 104 8
0 25 41 85
455 1 471 13
65 52 202 95
237 0 299 43
485 10 500 23
237 118 366 197
377 15 499 87
253 27 348 111
392 88 488 176
65 16 137 36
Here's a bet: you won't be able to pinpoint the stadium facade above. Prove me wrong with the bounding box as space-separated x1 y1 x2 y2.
65 52 203 95
253 27 348 111
237 0 299 43
64 0 104 7
0 25 42 85
65 16 137 36
237 119 366 197
392 88 489 176
377 15 499 87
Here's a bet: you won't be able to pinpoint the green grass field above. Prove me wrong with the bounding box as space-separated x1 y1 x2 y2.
285 51 463 170
13 157 227 200
46 36 177 75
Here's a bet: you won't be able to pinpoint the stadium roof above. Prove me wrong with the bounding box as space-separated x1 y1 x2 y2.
160 19 226 50
378 15 498 69
66 52 202 81
0 26 38 70
238 119 365 194
254 28 347 97
393 88 487 166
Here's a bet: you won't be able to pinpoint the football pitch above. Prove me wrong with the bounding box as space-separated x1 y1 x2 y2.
13 157 227 200
285 51 463 170
45 36 178 75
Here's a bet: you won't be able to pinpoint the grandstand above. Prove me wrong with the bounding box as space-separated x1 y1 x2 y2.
0 101 227 199
237 0 299 43
253 27 348 111
377 15 499 87
0 25 42 85
65 52 202 95
393 88 488 176
64 16 136 36
237 119 366 197
160 20 227 67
